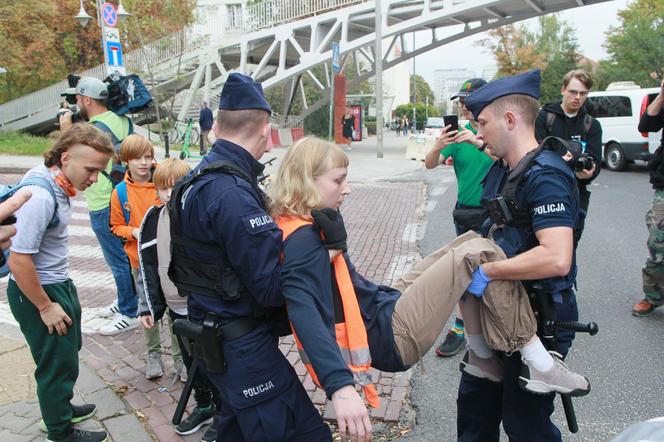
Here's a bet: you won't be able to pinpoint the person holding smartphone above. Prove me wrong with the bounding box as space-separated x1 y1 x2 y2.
424 78 494 358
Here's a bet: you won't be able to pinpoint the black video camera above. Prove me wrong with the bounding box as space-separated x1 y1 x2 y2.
56 74 83 127
573 153 594 172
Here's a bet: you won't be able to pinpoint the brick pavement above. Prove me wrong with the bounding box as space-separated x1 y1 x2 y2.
0 172 426 440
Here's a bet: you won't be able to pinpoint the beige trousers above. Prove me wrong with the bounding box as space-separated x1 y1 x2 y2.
390 231 537 366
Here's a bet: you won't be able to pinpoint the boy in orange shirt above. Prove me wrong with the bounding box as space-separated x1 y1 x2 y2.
105 134 182 380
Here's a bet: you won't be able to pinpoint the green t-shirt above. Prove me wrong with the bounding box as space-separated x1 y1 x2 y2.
440 122 494 206
85 111 131 211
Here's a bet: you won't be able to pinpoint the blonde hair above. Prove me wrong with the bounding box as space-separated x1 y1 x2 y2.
269 137 349 218
119 134 154 163
153 158 191 189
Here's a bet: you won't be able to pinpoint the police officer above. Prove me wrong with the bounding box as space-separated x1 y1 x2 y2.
457 70 583 441
169 74 332 441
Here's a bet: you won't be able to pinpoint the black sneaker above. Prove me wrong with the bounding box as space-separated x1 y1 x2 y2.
175 406 214 435
40 403 97 432
47 428 108 442
201 414 219 442
435 331 466 357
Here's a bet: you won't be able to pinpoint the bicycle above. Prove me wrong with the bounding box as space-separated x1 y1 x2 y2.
173 118 206 160
168 118 200 146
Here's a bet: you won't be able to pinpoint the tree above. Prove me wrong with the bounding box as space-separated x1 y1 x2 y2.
0 0 195 104
535 15 580 104
394 103 439 129
477 24 546 77
598 0 664 88
477 15 583 104
410 74 435 104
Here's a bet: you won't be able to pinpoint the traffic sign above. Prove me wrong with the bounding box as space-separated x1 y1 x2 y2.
104 27 120 44
106 41 124 67
332 41 340 74
102 2 118 28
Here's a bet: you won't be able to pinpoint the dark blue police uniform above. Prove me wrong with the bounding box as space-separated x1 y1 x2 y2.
177 74 331 442
457 70 582 442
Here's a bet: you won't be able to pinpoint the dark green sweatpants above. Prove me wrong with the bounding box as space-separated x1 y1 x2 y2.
7 279 82 441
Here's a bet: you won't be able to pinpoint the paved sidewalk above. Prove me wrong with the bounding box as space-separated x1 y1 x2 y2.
0 132 450 440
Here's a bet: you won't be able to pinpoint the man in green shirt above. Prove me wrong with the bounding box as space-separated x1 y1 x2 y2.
60 77 139 335
424 78 494 357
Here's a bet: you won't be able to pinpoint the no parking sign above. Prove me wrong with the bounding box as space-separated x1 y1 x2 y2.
102 2 118 28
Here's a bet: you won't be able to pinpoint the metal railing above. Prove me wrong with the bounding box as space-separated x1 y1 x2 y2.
271 113 304 129
244 0 366 31
0 0 366 129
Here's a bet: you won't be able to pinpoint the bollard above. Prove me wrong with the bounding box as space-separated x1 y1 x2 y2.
164 133 170 158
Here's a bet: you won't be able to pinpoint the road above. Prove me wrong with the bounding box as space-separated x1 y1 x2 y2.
399 161 662 441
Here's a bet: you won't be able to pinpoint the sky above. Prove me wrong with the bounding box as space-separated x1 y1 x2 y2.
414 0 631 85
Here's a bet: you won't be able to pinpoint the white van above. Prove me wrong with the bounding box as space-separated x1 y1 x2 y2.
585 84 661 171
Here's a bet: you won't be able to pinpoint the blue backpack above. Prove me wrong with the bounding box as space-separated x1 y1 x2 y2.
0 176 59 278
114 181 131 224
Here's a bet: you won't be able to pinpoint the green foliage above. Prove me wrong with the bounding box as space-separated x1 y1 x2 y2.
394 103 440 129
598 0 664 88
0 131 51 156
478 14 582 104
410 74 435 104
304 106 329 138
0 0 195 105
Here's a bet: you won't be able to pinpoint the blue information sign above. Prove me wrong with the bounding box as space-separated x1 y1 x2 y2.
332 41 340 74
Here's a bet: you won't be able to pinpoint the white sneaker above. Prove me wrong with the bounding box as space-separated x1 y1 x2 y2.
97 301 119 319
519 351 590 397
98 313 140 336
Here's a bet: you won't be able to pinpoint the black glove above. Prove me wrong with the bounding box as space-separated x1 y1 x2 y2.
311 208 347 251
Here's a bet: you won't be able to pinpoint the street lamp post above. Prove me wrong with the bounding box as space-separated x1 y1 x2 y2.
75 0 131 78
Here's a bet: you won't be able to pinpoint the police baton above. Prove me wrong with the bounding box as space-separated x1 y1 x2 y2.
172 359 198 425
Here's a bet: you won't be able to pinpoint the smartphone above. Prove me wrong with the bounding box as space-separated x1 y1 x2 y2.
443 114 459 133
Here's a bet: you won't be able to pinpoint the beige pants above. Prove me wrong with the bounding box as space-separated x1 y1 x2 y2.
391 231 536 366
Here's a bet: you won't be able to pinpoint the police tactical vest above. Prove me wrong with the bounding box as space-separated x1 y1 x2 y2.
481 140 583 293
167 160 291 336
167 160 263 302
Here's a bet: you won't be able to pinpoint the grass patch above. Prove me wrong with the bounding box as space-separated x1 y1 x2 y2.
0 131 52 156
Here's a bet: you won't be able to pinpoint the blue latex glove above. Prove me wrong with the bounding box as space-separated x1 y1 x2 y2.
466 265 491 297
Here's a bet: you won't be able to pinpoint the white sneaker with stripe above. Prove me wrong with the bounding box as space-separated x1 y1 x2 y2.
97 313 139 336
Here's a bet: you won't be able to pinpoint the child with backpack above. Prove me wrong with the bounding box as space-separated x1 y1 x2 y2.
137 158 222 441
109 135 183 380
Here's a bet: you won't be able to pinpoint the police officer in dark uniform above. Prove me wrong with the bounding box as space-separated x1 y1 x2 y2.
457 70 583 441
169 74 332 441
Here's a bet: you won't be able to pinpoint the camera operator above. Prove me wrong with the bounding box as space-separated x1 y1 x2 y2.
59 77 140 335
535 69 602 215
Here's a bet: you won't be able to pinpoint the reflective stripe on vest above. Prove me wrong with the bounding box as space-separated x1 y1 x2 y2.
278 215 380 408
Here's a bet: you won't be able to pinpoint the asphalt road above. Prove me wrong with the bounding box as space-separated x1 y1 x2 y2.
395 162 662 441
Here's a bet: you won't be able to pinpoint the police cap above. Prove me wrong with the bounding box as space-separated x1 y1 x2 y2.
219 73 272 115
464 70 541 120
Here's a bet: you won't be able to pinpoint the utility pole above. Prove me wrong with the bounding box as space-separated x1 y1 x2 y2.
411 32 416 133
375 0 384 158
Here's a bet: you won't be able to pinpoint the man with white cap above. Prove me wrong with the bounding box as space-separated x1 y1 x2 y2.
60 77 139 336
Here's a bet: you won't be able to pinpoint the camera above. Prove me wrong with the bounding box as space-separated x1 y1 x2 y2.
574 154 594 172
569 136 593 172
56 74 83 127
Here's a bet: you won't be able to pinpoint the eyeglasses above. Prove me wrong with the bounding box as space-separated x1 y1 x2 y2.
566 89 589 98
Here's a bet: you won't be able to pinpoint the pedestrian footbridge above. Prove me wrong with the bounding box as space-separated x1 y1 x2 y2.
0 0 610 133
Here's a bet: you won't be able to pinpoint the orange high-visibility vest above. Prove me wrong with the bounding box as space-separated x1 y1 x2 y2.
277 215 380 408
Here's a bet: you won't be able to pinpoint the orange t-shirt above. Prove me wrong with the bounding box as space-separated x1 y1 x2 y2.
110 173 160 269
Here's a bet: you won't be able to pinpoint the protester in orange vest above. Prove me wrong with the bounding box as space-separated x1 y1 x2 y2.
270 137 591 441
